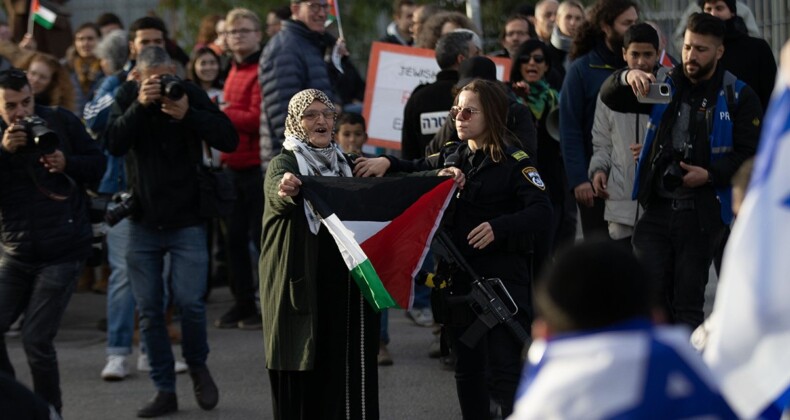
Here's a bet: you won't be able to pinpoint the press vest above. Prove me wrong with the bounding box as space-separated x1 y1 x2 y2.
633 71 744 224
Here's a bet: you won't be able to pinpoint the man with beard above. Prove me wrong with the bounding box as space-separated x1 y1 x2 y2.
600 13 761 330
559 0 638 240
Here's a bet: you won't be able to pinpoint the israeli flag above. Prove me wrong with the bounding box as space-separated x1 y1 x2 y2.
703 82 790 418
510 321 735 419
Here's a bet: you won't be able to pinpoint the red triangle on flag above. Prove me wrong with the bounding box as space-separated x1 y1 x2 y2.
360 179 454 309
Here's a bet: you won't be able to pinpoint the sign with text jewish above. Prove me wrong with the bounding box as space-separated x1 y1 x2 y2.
363 42 511 150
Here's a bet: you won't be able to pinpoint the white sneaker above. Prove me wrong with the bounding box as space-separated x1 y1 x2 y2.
406 308 435 327
101 355 129 381
137 353 189 374
137 353 150 372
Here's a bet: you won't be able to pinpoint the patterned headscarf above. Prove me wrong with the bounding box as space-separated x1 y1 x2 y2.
282 89 352 234
284 89 336 142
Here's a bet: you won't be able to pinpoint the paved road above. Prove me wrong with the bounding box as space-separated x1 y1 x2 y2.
6 264 720 420
6 286 461 419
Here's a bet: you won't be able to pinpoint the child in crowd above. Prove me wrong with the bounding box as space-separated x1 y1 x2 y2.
335 112 393 366
336 112 368 157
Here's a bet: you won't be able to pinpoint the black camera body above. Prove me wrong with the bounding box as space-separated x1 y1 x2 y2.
661 143 694 191
104 191 137 227
159 75 185 100
16 115 58 155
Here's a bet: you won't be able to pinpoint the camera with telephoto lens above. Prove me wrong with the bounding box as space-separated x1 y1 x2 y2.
16 115 58 155
159 74 185 100
104 191 137 227
661 142 693 191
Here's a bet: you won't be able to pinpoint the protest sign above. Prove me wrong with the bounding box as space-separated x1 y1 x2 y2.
363 42 511 150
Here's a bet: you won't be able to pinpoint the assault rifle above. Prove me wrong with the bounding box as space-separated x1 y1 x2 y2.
434 231 530 348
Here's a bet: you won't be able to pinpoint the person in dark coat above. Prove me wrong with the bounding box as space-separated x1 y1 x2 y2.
600 13 761 329
510 39 575 271
401 29 481 160
107 46 238 417
258 0 340 170
699 0 776 112
0 67 105 415
559 0 639 240
433 80 551 419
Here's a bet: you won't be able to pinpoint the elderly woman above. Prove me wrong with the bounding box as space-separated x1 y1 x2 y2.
259 89 378 419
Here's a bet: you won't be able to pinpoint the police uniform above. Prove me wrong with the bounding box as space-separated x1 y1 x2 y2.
436 141 553 419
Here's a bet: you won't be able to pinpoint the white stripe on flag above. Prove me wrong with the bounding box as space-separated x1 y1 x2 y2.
322 214 368 270
703 84 790 418
34 3 56 29
343 221 388 245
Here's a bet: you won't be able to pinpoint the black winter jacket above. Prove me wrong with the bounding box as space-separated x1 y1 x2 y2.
258 19 337 168
401 69 458 160
107 80 238 229
719 17 776 113
0 105 105 263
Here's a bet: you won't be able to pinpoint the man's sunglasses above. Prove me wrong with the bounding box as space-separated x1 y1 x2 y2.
450 106 482 121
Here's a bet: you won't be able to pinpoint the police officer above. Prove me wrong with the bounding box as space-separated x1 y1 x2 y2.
351 79 552 417
437 79 552 419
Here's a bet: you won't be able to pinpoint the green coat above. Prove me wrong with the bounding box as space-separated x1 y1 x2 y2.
259 150 321 371
259 150 442 370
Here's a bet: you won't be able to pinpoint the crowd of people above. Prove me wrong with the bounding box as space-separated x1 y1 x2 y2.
0 0 784 418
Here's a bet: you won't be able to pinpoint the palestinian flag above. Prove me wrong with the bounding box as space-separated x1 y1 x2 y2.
300 176 456 311
325 0 339 27
31 0 56 30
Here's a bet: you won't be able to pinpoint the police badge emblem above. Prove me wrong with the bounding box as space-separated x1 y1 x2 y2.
522 166 546 190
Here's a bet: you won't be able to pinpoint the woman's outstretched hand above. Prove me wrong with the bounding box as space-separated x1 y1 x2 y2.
278 172 302 198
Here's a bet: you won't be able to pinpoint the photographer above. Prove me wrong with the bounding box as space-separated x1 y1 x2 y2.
0 68 106 415
600 13 760 330
107 46 238 417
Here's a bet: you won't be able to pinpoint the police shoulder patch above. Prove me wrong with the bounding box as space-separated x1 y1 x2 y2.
511 150 530 161
522 166 545 190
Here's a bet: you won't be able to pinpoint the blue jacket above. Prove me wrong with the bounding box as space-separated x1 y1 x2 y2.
601 66 761 230
559 40 625 190
84 63 134 195
258 20 336 169
635 73 744 224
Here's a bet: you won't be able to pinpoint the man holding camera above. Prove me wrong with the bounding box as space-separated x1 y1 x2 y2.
0 68 106 414
600 13 761 329
107 46 238 418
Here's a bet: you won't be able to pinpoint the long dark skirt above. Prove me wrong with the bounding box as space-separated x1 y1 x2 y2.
269 228 380 420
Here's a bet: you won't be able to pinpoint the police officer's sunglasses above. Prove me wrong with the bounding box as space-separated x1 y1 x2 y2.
450 106 482 121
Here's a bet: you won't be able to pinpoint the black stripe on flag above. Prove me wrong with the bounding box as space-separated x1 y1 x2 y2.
300 176 450 221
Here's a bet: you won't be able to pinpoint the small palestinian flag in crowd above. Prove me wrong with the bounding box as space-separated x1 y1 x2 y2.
300 176 456 311
31 0 56 30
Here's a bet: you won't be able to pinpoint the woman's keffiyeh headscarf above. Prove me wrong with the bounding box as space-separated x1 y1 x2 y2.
282 89 352 234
